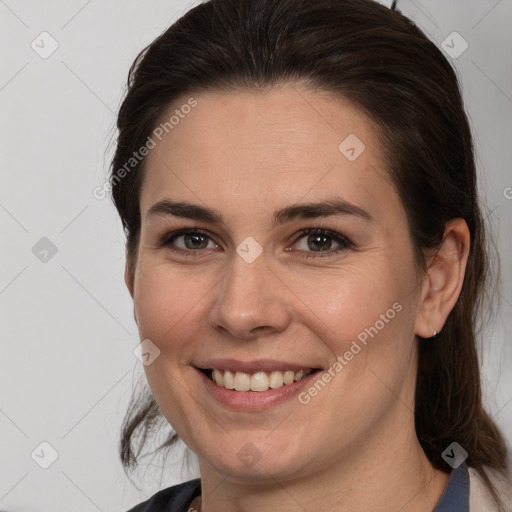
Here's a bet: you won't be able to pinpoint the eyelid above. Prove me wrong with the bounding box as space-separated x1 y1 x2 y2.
293 226 352 246
159 227 220 252
159 225 354 258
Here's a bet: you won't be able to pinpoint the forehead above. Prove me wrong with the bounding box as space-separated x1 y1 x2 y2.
139 85 398 227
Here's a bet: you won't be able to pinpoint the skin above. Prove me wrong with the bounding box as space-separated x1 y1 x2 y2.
125 84 470 511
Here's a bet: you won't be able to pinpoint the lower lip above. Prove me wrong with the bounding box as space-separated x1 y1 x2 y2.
195 368 321 411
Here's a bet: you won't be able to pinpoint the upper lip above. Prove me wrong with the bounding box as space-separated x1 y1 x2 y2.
194 358 322 373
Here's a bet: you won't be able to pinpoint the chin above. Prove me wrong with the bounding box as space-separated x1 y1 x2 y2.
200 441 317 484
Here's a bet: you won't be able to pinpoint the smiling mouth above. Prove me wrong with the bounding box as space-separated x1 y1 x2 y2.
199 368 321 392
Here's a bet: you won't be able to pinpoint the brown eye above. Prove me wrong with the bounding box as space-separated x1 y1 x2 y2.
291 228 353 258
179 232 210 250
160 228 220 256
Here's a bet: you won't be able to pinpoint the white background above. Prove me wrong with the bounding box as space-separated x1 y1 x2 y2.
0 0 511 510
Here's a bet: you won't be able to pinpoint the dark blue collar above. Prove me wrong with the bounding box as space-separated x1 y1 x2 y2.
432 463 470 511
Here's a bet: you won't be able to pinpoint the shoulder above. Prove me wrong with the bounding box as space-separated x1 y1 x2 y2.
126 478 201 512
468 466 512 512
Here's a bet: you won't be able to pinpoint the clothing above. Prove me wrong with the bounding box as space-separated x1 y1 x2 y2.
433 462 469 511
126 463 510 511
127 479 200 512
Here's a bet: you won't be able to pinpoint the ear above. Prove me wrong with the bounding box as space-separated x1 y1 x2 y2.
124 263 134 297
124 264 138 325
414 218 470 338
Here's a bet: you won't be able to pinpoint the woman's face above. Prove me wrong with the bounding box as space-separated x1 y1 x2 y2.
129 85 425 482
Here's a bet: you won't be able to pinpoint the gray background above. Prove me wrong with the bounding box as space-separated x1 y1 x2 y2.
0 0 511 510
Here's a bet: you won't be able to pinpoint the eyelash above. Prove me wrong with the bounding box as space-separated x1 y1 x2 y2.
158 225 354 259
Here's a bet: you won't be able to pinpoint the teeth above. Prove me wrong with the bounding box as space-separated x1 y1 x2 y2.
283 370 295 385
234 371 250 391
250 372 269 391
269 371 283 389
223 370 235 389
208 368 313 391
213 369 223 387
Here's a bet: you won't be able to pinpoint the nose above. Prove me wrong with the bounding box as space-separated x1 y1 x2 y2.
208 252 293 340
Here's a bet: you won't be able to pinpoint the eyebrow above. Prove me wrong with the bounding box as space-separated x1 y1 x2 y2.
146 197 373 227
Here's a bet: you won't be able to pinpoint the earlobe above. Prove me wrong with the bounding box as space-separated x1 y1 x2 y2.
414 218 470 338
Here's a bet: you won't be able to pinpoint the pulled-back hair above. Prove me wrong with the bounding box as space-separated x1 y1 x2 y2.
110 0 509 506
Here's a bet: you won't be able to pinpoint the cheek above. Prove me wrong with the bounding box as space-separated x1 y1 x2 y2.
133 258 211 343
299 260 418 398
294 261 410 343
299 275 417 443
132 261 210 423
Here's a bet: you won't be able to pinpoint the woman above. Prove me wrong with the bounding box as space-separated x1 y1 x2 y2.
110 0 512 510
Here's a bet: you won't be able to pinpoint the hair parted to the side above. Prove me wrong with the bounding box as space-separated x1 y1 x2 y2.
111 0 509 505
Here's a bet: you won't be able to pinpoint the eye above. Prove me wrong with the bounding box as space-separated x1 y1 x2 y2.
159 226 354 259
290 228 354 258
160 228 220 256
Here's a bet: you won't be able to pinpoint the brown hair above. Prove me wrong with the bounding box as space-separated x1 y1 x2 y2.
111 0 509 505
